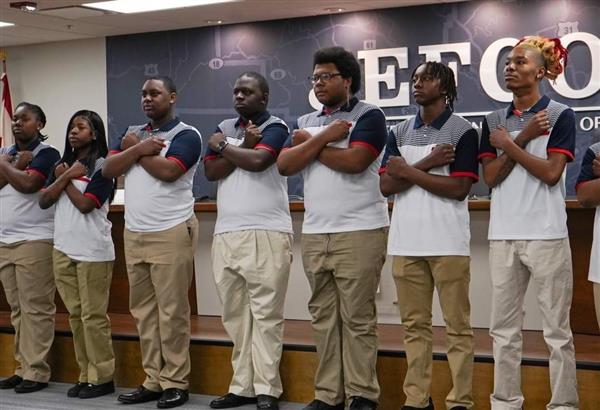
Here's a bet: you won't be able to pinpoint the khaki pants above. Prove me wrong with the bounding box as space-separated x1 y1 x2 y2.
392 256 474 409
301 228 387 405
0 240 55 382
212 230 293 398
53 249 115 384
489 239 578 410
594 282 600 332
124 216 198 391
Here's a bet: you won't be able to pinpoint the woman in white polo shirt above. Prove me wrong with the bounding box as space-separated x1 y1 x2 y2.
40 110 116 399
0 102 60 393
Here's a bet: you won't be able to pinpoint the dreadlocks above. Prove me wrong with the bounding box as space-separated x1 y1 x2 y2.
514 36 568 81
411 62 457 111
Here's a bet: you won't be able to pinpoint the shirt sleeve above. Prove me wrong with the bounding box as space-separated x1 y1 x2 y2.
450 128 479 181
109 128 128 154
83 169 114 208
255 123 289 158
478 118 497 161
349 109 387 157
379 129 401 174
547 108 576 162
26 147 60 182
165 129 203 171
576 148 596 191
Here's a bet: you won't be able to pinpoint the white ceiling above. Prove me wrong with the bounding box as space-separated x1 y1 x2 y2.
0 0 468 47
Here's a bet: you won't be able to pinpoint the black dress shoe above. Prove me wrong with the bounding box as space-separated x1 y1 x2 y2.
449 407 468 410
257 395 279 410
79 380 115 398
157 388 189 409
14 380 49 393
302 399 345 410
118 385 162 404
349 397 377 410
0 375 23 389
67 382 87 397
401 397 434 410
210 393 258 408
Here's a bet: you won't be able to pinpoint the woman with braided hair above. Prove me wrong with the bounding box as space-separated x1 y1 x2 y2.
479 35 578 410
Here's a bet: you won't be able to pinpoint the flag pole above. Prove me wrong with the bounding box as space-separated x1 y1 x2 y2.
0 48 6 73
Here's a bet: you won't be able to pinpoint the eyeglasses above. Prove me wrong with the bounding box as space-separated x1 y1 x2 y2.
309 72 342 84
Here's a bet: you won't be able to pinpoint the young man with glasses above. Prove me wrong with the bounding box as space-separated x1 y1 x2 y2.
277 46 389 410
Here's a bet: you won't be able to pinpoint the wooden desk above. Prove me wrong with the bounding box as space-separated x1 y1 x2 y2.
0 200 596 334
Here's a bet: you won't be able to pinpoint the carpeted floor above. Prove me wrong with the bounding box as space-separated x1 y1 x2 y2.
0 383 305 410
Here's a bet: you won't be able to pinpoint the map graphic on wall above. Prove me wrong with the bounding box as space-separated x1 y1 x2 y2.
107 0 600 199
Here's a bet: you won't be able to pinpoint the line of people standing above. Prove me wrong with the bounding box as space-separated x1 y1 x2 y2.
0 35 596 410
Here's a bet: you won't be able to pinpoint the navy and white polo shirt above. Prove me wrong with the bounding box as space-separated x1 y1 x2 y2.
110 117 202 233
290 97 389 234
577 142 600 283
0 139 60 243
479 96 575 240
381 109 479 256
51 158 115 262
204 111 293 235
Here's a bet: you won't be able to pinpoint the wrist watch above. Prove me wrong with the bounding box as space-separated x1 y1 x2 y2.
217 139 229 153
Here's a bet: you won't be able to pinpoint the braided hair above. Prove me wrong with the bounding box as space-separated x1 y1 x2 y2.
514 36 568 81
411 62 457 111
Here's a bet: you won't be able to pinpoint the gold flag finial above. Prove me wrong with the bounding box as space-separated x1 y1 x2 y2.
0 49 6 61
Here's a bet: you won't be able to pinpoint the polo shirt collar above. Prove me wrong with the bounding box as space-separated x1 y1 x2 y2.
506 95 550 118
143 117 180 132
318 96 359 117
11 137 41 154
413 107 452 130
235 111 270 128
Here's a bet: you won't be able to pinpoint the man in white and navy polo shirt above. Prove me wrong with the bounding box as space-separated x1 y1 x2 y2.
204 72 292 410
102 76 202 409
479 37 578 410
380 62 478 410
277 47 389 410
0 102 60 393
575 142 600 332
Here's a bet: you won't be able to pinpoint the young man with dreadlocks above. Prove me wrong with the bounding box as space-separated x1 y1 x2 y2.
379 62 478 410
479 36 578 410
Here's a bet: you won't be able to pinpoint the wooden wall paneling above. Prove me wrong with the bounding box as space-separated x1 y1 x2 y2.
567 207 598 335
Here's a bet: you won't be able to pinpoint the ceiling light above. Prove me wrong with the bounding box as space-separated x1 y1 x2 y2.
0 21 15 27
205 19 223 24
324 7 345 13
9 1 37 12
83 0 236 14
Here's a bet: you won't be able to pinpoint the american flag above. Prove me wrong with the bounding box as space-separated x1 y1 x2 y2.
0 51 13 148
